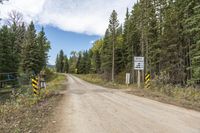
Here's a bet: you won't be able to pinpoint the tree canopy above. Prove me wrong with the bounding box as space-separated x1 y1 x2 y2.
66 0 200 85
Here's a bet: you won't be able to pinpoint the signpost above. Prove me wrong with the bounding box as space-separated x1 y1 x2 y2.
134 57 144 88
145 73 151 89
126 73 130 85
32 77 39 96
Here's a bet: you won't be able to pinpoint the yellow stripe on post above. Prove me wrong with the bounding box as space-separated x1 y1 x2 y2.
145 74 150 80
145 74 151 89
33 89 39 94
32 83 38 89
32 79 38 85
32 77 39 96
145 78 150 84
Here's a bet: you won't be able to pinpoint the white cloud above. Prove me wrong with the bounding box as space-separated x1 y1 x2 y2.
0 0 136 35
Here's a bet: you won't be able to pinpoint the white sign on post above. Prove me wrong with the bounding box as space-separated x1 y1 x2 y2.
126 73 130 85
134 57 144 70
134 56 144 88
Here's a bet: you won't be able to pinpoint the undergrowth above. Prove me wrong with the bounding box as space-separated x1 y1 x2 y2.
0 73 67 133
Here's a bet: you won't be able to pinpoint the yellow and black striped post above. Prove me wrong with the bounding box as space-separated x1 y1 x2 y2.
145 74 151 89
32 77 39 95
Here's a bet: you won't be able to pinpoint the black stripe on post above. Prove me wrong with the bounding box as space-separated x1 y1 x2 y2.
32 77 39 95
145 74 151 89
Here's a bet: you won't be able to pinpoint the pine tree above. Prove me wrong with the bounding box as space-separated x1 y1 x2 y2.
115 32 124 74
126 3 141 82
0 26 13 73
140 0 159 76
55 50 68 73
55 54 60 72
90 40 103 73
84 51 91 74
21 21 40 75
76 51 91 74
158 1 184 84
123 8 130 71
63 55 69 73
109 10 119 82
184 0 200 82
37 27 51 71
59 50 64 72
101 29 112 80
76 52 82 74
9 23 26 73
94 51 101 73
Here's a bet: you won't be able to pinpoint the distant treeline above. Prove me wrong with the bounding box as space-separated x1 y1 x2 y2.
0 11 51 76
63 0 200 85
55 50 69 73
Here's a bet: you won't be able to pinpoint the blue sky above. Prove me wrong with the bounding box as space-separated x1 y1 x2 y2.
0 0 136 65
36 25 100 65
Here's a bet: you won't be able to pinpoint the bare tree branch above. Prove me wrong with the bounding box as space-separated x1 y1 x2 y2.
7 10 24 26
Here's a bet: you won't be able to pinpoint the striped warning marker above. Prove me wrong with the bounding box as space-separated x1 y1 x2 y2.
145 74 151 89
32 77 39 95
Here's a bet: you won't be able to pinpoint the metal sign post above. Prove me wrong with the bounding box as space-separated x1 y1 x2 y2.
126 73 130 86
138 70 140 88
32 77 39 96
134 57 144 89
145 74 151 89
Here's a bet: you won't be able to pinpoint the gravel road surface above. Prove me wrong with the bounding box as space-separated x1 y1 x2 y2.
54 75 200 133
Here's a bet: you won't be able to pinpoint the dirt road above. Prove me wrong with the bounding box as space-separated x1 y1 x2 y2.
54 75 200 133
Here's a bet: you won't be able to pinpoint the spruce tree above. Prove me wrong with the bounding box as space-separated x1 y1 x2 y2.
59 50 64 72
55 54 60 72
94 51 101 73
37 27 51 71
101 29 112 80
0 26 13 73
76 53 82 74
21 21 40 75
123 8 130 71
90 40 103 73
63 55 69 73
109 10 119 82
184 0 200 82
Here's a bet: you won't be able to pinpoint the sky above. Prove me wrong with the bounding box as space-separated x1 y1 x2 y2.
0 0 136 65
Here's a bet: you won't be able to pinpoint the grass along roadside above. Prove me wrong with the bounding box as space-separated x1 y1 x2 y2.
74 74 129 89
75 74 200 111
0 73 67 133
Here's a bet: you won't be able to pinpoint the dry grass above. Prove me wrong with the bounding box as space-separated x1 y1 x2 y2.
75 74 128 89
75 74 200 111
0 73 67 133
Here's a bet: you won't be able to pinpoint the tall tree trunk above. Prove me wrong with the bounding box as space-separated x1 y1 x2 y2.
112 34 115 82
141 29 145 83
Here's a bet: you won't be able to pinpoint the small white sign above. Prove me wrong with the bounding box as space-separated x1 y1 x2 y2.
126 73 130 85
134 62 144 70
134 57 144 62
134 56 144 70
